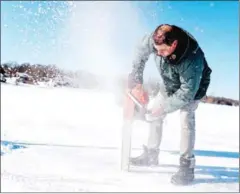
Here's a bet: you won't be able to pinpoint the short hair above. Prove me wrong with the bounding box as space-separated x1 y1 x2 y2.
153 24 185 46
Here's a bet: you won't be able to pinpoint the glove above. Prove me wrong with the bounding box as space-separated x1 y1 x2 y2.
145 105 165 122
131 84 149 106
145 92 166 122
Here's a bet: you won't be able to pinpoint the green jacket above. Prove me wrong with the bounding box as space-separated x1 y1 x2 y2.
130 31 212 114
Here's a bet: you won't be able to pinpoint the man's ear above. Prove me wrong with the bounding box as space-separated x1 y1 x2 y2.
171 40 178 51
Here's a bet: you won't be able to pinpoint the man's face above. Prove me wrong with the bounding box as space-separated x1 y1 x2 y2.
153 43 173 57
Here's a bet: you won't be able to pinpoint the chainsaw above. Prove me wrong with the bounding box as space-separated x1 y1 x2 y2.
121 88 150 171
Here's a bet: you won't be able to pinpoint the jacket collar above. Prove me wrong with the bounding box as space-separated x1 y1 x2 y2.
164 32 199 65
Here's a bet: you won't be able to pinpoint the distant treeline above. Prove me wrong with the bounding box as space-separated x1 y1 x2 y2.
1 62 100 88
1 62 239 107
1 62 61 81
201 96 239 106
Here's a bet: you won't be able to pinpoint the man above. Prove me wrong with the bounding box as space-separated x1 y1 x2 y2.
128 24 212 185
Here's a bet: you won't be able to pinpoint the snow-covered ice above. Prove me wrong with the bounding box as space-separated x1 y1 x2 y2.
1 83 239 192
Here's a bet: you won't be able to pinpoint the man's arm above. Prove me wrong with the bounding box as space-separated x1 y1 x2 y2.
162 55 205 114
128 34 154 88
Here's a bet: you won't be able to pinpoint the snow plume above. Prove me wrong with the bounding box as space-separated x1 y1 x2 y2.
60 1 146 77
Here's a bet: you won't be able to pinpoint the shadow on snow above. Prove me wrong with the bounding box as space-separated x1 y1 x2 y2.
1 141 26 156
1 140 239 184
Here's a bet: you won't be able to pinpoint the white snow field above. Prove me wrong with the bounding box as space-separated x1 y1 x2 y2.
1 83 239 192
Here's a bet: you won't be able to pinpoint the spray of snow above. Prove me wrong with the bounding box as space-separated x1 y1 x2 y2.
57 1 146 76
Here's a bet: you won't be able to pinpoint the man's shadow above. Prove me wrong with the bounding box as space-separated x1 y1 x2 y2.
130 149 239 184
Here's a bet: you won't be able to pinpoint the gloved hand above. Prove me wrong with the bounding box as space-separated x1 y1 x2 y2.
145 92 166 122
123 83 143 120
127 84 148 120
130 84 149 106
127 73 148 103
145 105 165 122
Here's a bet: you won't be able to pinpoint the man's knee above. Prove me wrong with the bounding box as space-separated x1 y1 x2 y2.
180 100 200 112
180 101 199 131
150 117 164 129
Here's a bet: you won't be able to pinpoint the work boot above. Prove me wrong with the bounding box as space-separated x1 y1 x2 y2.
130 145 159 166
171 156 195 185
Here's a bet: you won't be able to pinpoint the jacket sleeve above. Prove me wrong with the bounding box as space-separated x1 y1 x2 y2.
129 34 154 85
162 55 204 114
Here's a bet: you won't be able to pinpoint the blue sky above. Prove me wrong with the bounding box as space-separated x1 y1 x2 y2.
1 1 239 99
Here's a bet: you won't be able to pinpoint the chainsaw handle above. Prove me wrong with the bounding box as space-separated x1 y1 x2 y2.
126 91 146 110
